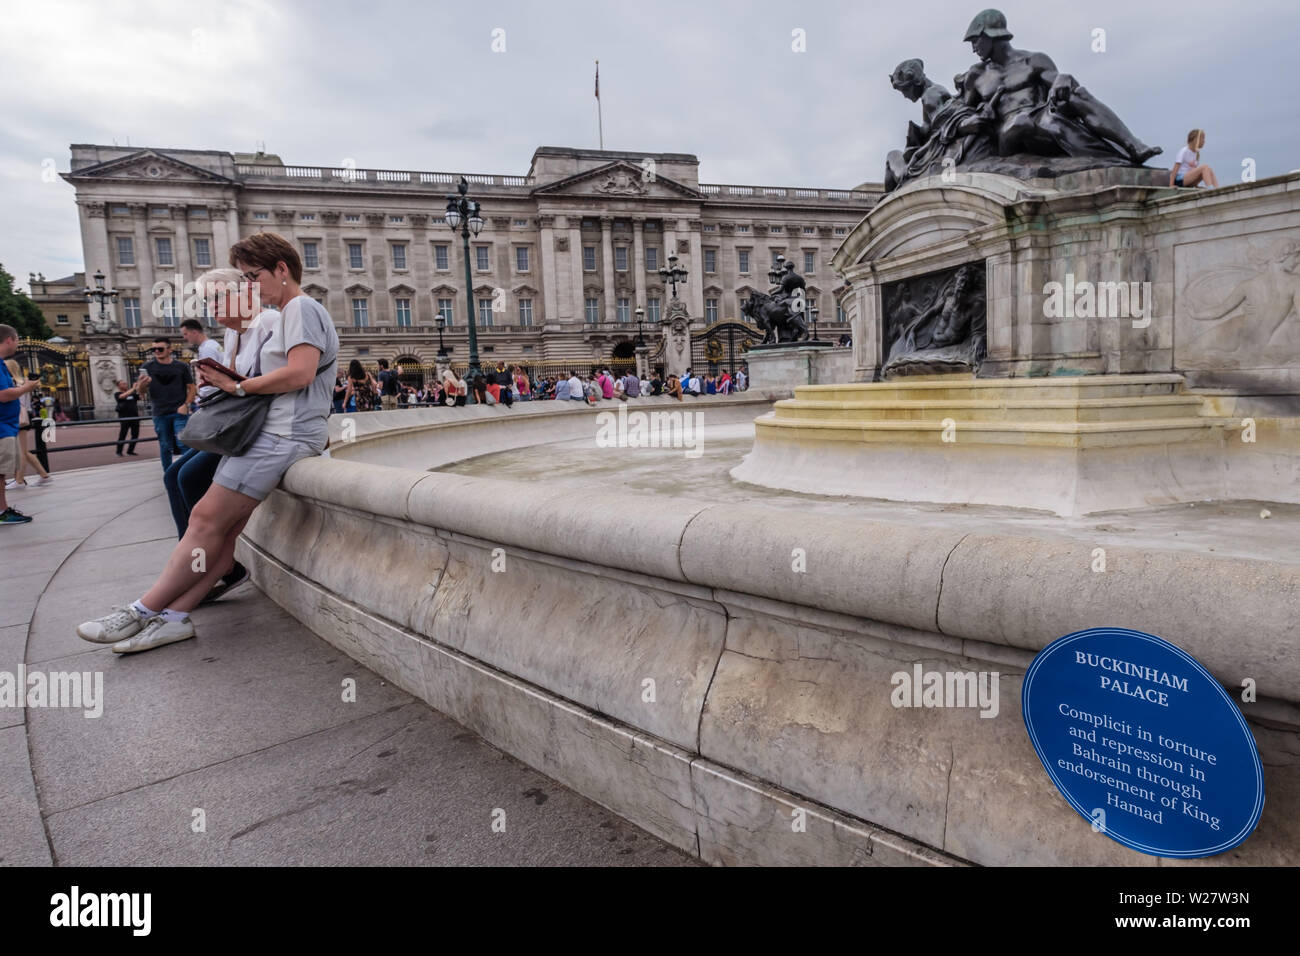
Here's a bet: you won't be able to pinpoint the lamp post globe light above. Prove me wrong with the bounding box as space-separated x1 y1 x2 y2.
658 254 688 301
83 269 119 332
635 306 646 345
444 176 484 380
435 313 448 358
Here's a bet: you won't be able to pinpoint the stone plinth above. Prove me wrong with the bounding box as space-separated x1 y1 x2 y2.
727 373 1300 516
745 342 850 391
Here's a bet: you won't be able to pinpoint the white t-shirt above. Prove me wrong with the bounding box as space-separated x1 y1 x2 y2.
1175 146 1198 177
252 297 339 448
567 375 582 396
194 336 225 399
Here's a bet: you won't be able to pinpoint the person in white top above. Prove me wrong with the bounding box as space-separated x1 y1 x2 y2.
1170 129 1218 188
181 319 225 402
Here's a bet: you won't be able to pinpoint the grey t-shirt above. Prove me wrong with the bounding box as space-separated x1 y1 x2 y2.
256 295 339 450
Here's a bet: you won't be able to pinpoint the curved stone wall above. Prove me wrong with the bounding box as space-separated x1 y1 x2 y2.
238 398 1300 866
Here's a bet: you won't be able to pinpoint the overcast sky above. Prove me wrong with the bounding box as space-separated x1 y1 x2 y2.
4 0 1297 286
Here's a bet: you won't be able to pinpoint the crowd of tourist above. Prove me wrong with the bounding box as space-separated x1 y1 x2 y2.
331 363 749 412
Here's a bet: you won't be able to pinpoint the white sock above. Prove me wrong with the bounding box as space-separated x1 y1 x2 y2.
131 600 159 618
160 608 189 623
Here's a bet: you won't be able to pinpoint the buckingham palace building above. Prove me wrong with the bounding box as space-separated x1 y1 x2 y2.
61 143 879 378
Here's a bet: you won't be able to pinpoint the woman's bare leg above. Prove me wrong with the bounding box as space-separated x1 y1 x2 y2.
140 484 260 612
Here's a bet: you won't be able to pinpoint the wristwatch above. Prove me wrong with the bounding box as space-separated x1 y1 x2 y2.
234 383 247 398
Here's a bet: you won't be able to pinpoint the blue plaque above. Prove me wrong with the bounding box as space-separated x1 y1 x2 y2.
1022 627 1265 858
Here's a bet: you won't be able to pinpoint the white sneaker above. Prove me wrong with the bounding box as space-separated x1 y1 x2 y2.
77 604 149 644
35 475 53 486
5 479 25 490
112 617 196 654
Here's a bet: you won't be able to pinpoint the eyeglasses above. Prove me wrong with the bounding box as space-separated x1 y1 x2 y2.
152 347 169 353
240 268 265 282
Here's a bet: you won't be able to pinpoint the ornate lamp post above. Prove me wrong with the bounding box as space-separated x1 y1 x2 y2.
809 305 821 342
444 176 484 379
436 313 448 358
635 306 646 345
83 269 119 332
658 254 688 301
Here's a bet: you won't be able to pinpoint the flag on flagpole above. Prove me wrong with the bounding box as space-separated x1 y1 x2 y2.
594 60 600 99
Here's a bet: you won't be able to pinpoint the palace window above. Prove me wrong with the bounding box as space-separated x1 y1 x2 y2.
583 246 596 271
515 246 529 272
302 241 319 269
647 297 661 322
477 297 494 327
253 211 269 220
614 247 628 271
300 213 316 222
189 207 208 218
804 251 815 274
437 298 454 326
348 243 364 269
475 246 490 271
351 298 369 327
704 249 716 273
56 314 69 325
834 226 847 236
737 250 750 273
155 237 174 266
434 244 449 270
837 303 847 323
122 297 141 327
389 215 404 224
513 218 528 227
116 236 135 266
518 298 533 325
392 243 407 270
585 297 600 323
395 297 412 327
193 238 212 267
705 298 718 323
645 247 658 271
617 297 630 322
345 214 361 223
111 205 130 216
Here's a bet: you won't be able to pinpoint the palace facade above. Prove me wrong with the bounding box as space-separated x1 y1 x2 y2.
62 144 879 375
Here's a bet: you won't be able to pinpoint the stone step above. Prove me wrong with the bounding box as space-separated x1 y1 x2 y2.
753 413 1229 449
771 394 1207 424
793 373 1188 403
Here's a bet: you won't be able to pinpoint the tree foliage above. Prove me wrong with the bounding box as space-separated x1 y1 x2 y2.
0 263 53 339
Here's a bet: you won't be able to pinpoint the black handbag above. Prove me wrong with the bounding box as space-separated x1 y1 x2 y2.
178 322 275 457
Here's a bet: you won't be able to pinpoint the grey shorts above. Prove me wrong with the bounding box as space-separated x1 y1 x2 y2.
213 431 319 501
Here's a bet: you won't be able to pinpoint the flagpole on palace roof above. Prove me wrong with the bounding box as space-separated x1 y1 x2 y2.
595 60 604 150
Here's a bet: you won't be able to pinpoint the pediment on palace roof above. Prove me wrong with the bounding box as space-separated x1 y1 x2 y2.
65 149 234 184
532 161 702 200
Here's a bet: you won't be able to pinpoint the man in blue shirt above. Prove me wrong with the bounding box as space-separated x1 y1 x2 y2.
0 325 43 524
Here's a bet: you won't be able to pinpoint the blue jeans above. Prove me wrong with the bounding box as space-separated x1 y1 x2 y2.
153 412 190 471
163 447 222 537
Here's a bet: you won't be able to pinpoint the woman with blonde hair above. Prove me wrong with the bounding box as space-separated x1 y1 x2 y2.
1171 129 1218 188
441 366 466 406
3 358 52 489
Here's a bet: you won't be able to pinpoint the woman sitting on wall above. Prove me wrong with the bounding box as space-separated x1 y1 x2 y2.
1170 129 1218 188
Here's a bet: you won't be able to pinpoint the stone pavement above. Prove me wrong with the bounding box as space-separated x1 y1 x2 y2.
0 461 694 866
